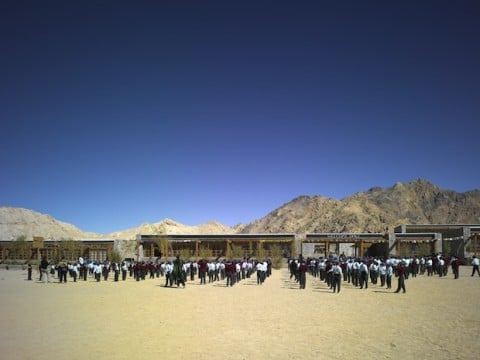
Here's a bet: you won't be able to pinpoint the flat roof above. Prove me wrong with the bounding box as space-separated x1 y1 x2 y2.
395 224 480 232
305 233 387 242
138 234 296 242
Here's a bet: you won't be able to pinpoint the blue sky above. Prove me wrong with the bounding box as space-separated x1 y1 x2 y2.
1 1 479 234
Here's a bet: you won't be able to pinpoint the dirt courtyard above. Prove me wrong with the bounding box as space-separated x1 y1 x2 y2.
1 264 479 360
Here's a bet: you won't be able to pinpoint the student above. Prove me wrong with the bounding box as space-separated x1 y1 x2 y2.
471 256 480 277
395 261 406 293
39 256 50 283
330 261 343 293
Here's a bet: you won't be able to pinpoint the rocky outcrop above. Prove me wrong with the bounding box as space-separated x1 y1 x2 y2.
239 179 480 234
2 179 479 240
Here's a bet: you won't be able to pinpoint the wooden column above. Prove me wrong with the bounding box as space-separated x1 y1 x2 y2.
474 234 478 257
226 240 231 258
195 241 200 260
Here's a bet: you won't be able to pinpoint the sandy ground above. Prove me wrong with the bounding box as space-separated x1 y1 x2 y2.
1 264 480 360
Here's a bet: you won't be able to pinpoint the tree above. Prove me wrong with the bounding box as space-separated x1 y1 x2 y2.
256 241 266 259
56 239 83 261
109 250 122 264
10 236 30 262
229 244 244 259
198 246 212 260
270 245 284 269
157 238 171 258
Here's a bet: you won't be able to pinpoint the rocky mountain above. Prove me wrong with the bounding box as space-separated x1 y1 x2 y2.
0 207 102 240
0 207 236 240
239 179 480 234
1 179 479 240
107 219 235 240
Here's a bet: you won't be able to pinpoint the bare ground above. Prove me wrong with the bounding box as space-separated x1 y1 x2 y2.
1 265 479 360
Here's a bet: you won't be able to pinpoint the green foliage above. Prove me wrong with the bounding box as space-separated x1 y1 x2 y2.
198 246 212 260
256 242 266 259
270 245 284 269
179 248 192 260
10 236 30 261
442 240 452 256
56 239 83 261
417 242 432 256
109 250 123 264
229 244 245 259
156 238 172 258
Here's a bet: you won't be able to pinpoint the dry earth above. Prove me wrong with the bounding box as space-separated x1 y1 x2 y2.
1 264 480 360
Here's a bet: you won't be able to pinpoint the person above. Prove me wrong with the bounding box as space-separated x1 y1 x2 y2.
330 261 343 293
378 262 387 287
57 260 68 283
113 262 120 282
395 261 406 293
121 261 128 281
298 260 307 289
386 263 393 289
164 261 173 287
198 259 207 285
70 263 78 282
27 262 32 280
471 256 480 277
173 255 185 288
451 256 460 279
255 260 264 285
359 261 369 289
426 257 433 276
40 256 50 283
437 256 445 277
94 262 102 282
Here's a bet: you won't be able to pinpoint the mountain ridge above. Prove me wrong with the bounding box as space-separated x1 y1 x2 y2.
1 179 479 240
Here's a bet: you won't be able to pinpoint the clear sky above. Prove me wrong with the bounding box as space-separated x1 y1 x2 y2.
1 1 479 234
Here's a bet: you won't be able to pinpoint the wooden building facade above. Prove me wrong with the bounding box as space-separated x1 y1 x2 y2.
136 234 297 260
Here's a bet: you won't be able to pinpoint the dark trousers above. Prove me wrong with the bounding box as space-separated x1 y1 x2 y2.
299 272 306 289
176 274 185 287
427 266 433 276
332 274 341 293
359 272 368 289
165 273 173 287
353 270 359 287
395 275 406 293
59 270 67 283
472 265 480 276
226 273 235 286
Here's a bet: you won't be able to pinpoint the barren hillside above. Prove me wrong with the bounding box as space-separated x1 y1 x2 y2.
2 179 479 240
239 179 480 234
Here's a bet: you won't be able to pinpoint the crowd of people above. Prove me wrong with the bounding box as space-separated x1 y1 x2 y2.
288 253 475 293
32 255 273 288
27 253 479 292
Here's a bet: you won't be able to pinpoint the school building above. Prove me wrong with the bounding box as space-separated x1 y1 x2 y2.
1 224 479 263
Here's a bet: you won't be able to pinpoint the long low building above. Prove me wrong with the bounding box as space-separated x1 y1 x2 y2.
136 233 298 259
1 224 479 263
